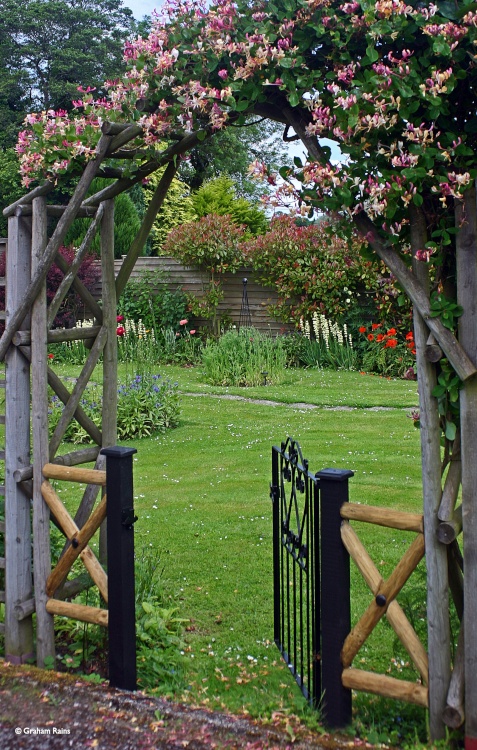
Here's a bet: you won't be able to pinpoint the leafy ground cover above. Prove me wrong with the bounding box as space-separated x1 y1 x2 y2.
48 364 432 747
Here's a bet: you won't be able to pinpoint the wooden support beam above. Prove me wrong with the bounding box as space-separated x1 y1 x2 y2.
437 506 463 545
342 669 428 708
4 213 34 664
101 121 138 136
48 202 104 327
14 599 36 621
46 599 108 627
425 333 444 363
72 455 105 533
442 623 465 729
438 459 462 522
15 205 98 218
340 503 423 533
2 182 54 218
341 533 425 668
14 446 100 483
83 130 205 207
456 187 477 739
53 249 103 324
13 325 101 347
31 195 56 666
18 345 102 446
341 522 428 684
99 198 117 565
42 463 106 485
55 573 94 601
409 204 450 741
116 162 179 298
448 541 464 621
48 325 107 457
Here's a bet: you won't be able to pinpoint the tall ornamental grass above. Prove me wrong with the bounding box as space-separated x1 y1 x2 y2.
201 327 287 386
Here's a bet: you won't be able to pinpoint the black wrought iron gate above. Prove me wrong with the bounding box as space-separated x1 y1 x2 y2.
271 437 354 728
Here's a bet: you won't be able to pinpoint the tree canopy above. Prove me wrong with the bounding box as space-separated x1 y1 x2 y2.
0 0 134 147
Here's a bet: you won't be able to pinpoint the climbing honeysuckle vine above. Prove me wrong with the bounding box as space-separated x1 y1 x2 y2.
16 0 477 262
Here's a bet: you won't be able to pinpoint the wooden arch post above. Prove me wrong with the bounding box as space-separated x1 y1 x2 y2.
0 122 188 668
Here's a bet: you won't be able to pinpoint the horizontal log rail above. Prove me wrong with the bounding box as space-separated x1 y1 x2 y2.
42 463 106 485
46 599 108 627
342 669 428 708
340 503 423 533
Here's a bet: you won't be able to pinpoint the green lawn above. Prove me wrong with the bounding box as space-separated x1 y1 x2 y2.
52 364 428 745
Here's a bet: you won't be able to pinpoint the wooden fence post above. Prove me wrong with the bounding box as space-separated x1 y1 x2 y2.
31 196 55 665
4 215 34 662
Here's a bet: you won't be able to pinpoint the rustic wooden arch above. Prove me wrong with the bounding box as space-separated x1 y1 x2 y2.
0 112 474 741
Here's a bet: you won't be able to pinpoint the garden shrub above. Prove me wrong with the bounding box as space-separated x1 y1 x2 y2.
0 245 100 330
49 373 180 442
191 175 268 236
163 213 246 333
201 327 287 386
243 216 408 328
117 269 189 332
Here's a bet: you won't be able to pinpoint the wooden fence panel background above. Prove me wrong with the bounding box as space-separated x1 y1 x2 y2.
108 256 295 335
0 242 295 335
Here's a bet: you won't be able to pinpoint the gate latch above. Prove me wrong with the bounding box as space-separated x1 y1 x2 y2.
121 507 138 530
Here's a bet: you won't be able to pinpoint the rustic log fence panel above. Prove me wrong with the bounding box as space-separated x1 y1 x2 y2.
272 438 432 728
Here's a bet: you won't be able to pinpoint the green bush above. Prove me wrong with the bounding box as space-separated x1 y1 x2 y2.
201 327 287 386
117 269 189 332
48 373 180 442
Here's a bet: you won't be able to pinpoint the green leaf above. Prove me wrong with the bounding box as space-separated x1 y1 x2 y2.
445 421 457 441
234 99 251 112
366 46 379 63
288 91 301 107
412 193 424 207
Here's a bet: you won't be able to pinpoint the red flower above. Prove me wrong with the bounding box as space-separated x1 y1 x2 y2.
385 338 398 348
47 353 54 359
371 323 381 330
116 326 125 336
405 331 414 341
376 333 385 342
367 333 374 341
386 328 397 336
117 315 124 323
359 326 367 334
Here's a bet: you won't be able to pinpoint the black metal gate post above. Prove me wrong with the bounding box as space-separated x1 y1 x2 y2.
101 446 138 691
317 468 353 728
